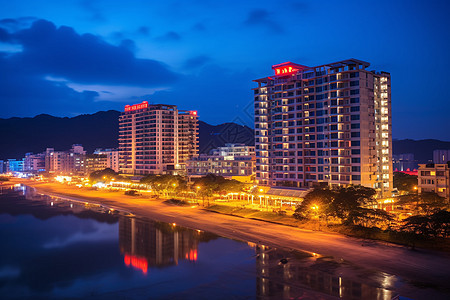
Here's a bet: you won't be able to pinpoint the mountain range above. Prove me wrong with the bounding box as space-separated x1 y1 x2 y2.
1 111 449 163
0 110 254 159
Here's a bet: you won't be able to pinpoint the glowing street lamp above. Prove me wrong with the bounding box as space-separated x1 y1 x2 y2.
311 204 319 211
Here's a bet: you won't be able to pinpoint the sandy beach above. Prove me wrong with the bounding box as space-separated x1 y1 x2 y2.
11 178 450 291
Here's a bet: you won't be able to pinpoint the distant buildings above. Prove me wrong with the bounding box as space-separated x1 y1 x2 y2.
119 102 198 176
393 153 418 172
23 152 45 172
6 159 24 172
418 163 450 200
45 145 86 175
94 148 119 172
0 144 120 177
187 143 255 181
84 154 108 175
433 149 450 164
253 59 392 196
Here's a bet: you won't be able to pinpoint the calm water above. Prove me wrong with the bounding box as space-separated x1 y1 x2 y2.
0 185 448 299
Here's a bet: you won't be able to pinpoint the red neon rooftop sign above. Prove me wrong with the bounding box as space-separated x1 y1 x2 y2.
124 101 148 112
275 66 297 75
272 62 306 76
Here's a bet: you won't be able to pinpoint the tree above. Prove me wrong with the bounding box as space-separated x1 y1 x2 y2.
192 174 245 206
401 210 450 238
140 174 187 197
332 186 377 224
89 168 122 183
293 187 334 222
294 186 391 228
396 192 447 215
393 172 418 193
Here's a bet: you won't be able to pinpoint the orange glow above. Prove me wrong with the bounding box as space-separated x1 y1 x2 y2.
124 254 148 274
124 101 148 112
190 111 198 116
186 249 198 261
274 66 297 75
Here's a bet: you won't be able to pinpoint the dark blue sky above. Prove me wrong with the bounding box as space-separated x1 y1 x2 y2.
0 0 449 140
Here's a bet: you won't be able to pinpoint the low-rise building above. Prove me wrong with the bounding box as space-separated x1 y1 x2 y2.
84 154 108 176
187 144 255 182
94 148 119 172
45 144 86 175
23 152 46 173
418 163 450 200
7 159 24 172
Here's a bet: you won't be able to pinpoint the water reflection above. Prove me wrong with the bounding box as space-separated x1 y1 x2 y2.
119 217 204 274
0 185 448 299
252 244 396 299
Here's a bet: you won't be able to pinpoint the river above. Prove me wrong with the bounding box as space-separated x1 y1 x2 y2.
0 185 448 299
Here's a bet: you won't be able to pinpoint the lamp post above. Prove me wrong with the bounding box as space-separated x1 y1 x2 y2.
311 204 320 230
196 186 202 206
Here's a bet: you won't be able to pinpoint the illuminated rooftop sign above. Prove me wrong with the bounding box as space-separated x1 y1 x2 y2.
190 111 198 116
272 62 307 76
274 66 297 75
124 101 148 112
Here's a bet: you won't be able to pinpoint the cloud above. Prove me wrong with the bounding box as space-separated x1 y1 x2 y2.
243 9 284 33
0 18 180 117
192 22 206 32
79 0 106 22
7 19 178 86
137 26 150 36
183 55 211 69
156 31 182 42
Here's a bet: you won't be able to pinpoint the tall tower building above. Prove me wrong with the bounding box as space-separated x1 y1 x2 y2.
253 59 392 197
119 101 198 175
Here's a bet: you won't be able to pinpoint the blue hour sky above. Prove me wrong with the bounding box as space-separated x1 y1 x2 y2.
0 0 449 140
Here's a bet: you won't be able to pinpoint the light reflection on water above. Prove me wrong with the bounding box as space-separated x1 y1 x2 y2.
0 186 446 299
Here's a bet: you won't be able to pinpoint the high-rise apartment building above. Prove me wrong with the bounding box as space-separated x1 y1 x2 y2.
253 59 392 196
119 101 198 175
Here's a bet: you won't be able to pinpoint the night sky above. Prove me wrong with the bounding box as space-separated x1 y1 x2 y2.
0 0 449 140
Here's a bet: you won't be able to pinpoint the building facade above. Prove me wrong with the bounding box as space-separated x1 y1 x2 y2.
253 59 392 196
84 154 108 176
6 159 24 172
119 102 198 175
23 152 46 173
187 143 255 180
94 148 119 172
45 145 86 175
393 153 417 172
433 149 450 164
418 163 450 200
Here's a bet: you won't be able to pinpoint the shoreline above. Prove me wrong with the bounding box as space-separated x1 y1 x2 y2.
13 179 450 290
